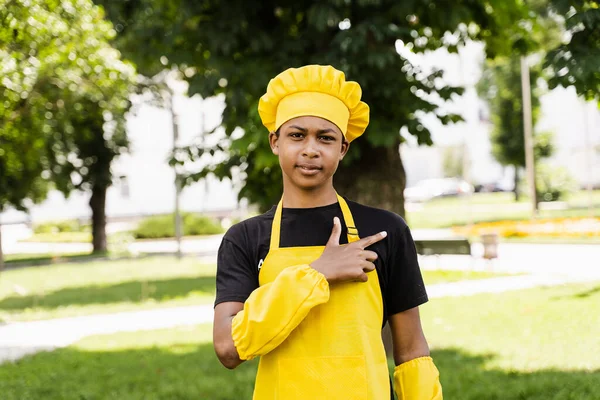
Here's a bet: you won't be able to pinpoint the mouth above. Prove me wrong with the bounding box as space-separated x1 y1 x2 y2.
295 164 322 175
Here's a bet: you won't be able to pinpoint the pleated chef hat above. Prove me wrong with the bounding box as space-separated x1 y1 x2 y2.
258 65 370 142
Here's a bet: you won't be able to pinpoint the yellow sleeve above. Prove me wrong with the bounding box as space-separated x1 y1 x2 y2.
231 264 329 360
393 356 443 400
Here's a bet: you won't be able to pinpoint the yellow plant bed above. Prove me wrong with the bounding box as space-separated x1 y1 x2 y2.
453 217 600 238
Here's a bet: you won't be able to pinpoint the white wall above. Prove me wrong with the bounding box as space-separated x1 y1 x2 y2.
400 41 600 189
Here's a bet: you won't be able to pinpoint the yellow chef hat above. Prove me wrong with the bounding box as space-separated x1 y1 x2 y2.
258 65 370 142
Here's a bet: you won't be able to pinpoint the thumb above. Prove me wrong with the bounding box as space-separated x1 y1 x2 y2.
327 217 341 247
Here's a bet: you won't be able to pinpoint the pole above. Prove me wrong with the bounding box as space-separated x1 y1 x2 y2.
520 56 538 217
582 99 593 216
458 45 473 227
170 89 183 259
199 103 206 213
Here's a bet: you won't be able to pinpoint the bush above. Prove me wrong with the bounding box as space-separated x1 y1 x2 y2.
183 214 224 236
535 163 577 202
134 213 224 239
33 220 90 234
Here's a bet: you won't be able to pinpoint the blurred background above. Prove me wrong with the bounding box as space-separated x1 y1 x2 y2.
1 0 599 399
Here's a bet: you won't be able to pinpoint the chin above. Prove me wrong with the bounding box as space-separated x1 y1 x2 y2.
292 176 330 191
283 172 325 191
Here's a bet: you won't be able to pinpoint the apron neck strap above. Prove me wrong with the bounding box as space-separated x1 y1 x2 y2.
269 193 360 250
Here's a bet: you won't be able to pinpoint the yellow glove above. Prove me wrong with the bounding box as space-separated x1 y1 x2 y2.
231 264 329 360
393 356 443 400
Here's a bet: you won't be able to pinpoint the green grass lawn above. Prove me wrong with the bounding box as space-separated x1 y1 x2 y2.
18 231 93 243
422 269 503 285
18 232 220 244
4 252 104 266
1 283 598 399
0 257 501 323
0 257 217 323
407 190 600 230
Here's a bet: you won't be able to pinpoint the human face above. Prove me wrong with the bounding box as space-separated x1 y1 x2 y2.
270 116 349 192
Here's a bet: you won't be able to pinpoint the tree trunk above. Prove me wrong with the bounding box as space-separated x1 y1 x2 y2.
513 166 520 202
335 139 406 218
335 139 406 357
89 184 108 254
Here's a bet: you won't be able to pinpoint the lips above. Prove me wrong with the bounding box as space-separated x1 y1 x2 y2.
296 164 322 175
296 164 322 171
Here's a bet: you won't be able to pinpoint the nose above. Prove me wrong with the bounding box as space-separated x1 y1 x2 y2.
302 136 320 158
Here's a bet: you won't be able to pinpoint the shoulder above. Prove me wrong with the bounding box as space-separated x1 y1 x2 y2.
345 198 409 235
222 206 276 245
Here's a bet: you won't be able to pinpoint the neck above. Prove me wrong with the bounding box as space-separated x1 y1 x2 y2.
282 182 338 208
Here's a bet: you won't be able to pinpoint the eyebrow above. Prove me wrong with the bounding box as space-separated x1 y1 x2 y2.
288 125 338 135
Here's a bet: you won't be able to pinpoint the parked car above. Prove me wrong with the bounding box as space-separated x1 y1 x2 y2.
404 178 474 203
475 181 514 193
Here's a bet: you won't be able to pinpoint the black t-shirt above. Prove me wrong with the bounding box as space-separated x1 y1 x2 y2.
214 197 428 326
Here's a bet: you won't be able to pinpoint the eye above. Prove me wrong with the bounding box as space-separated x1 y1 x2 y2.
289 132 304 138
319 135 335 142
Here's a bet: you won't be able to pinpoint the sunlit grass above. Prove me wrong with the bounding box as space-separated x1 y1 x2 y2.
0 257 216 322
0 257 505 322
2 283 599 399
407 190 600 231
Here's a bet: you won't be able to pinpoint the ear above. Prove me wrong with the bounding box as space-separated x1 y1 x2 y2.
269 131 279 155
340 139 350 160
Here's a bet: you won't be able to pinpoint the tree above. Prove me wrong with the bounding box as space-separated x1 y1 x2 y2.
0 0 136 256
0 0 53 269
476 0 570 202
545 0 600 102
96 0 534 216
0 94 49 270
477 56 545 201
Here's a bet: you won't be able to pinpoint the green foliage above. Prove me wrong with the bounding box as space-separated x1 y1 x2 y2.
545 0 600 101
33 220 89 234
442 146 464 178
476 1 569 201
535 162 578 201
534 131 556 159
0 0 137 256
477 56 547 168
1 0 136 198
97 0 537 211
134 213 223 239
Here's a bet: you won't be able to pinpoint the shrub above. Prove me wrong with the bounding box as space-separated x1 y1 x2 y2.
33 220 90 234
536 163 577 202
183 214 224 236
134 213 224 239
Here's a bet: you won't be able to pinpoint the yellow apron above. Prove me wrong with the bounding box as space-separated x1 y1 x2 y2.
253 194 390 400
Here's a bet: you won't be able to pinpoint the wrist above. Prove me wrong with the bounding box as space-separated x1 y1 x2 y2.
309 261 329 281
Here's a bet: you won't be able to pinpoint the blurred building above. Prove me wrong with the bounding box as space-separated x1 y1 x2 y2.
401 41 600 189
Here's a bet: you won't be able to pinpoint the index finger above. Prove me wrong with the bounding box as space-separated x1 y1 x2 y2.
356 231 387 249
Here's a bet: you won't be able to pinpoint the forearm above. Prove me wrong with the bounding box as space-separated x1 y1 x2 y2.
231 264 329 360
389 308 442 399
394 339 430 366
213 315 244 369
